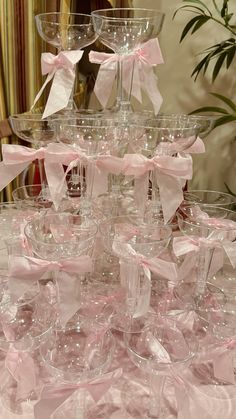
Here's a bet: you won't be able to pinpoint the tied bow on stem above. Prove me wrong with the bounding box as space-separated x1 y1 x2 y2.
89 38 164 114
32 50 84 118
34 368 123 419
0 144 46 193
113 241 178 283
45 142 126 209
121 153 193 223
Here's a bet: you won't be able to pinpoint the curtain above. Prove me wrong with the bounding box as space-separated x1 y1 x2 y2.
0 0 63 201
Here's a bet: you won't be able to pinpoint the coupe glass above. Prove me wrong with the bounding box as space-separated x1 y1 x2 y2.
158 114 218 139
130 117 201 223
56 117 123 200
184 189 236 209
176 205 236 301
39 317 115 418
24 212 97 260
9 113 57 187
0 292 56 414
91 8 165 114
99 215 172 331
124 317 197 418
12 184 53 210
35 13 97 112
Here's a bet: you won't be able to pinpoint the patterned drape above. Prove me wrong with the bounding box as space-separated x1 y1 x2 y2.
0 0 62 201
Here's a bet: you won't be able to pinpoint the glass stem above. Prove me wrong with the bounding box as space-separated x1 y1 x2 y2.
116 56 132 113
149 374 166 417
196 246 214 295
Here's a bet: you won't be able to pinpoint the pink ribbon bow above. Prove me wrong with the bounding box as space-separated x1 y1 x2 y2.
173 234 236 271
32 50 84 118
34 368 123 419
5 346 37 401
0 144 46 192
121 153 193 223
8 254 92 299
113 241 178 283
89 38 164 114
45 142 126 209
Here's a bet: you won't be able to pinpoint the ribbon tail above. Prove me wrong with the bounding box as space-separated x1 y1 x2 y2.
44 160 67 210
141 63 163 114
0 161 29 191
93 62 117 108
42 68 75 118
157 172 184 224
31 72 55 112
56 271 81 328
134 173 149 216
34 384 79 419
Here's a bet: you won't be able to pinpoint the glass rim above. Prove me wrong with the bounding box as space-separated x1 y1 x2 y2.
184 189 236 203
177 205 236 231
91 8 164 21
40 326 114 380
9 113 51 123
24 212 98 248
130 120 201 131
35 12 92 22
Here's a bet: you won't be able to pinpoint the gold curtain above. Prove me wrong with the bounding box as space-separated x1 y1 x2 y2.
0 0 69 201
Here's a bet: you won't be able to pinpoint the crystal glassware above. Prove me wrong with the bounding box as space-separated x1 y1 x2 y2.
124 317 197 418
39 317 115 418
184 189 236 209
91 8 165 114
35 13 97 112
9 113 57 188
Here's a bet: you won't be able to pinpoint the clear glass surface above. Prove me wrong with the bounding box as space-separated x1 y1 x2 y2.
35 13 97 50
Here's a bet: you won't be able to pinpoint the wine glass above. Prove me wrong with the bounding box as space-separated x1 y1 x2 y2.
35 13 97 112
176 204 236 302
0 291 56 414
9 113 57 190
56 117 123 202
184 189 236 209
129 117 201 223
124 317 197 418
39 317 115 418
91 8 165 114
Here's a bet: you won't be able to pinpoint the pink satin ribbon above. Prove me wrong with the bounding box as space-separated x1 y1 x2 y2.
89 38 164 114
0 144 46 192
173 234 236 269
45 142 126 208
34 368 123 419
5 346 36 401
113 241 178 282
32 50 84 118
122 153 192 223
8 254 92 301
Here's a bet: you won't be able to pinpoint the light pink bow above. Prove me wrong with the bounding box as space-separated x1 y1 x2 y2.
34 368 123 419
8 254 92 300
5 346 37 401
113 241 178 283
32 50 84 118
122 153 193 223
173 234 236 270
45 142 126 208
0 144 46 192
89 39 164 114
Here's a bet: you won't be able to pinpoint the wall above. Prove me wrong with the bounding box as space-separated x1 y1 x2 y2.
133 0 236 192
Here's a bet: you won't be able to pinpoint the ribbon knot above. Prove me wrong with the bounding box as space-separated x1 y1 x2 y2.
32 50 84 118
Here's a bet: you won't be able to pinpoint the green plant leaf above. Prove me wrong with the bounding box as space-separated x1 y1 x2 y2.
180 15 204 42
191 15 211 33
182 0 212 15
226 46 236 68
173 5 206 19
189 106 229 114
213 115 236 128
221 0 229 17
212 51 228 81
224 182 236 197
210 93 236 112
